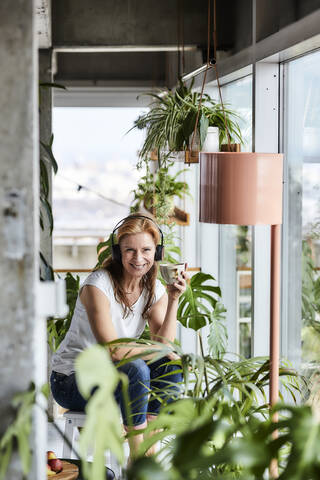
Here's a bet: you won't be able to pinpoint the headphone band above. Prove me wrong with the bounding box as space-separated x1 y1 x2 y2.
111 215 164 247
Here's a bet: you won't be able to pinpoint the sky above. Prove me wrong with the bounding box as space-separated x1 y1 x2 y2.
52 107 147 235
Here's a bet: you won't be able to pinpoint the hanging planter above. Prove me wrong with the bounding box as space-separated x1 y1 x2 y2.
185 149 199 164
169 206 190 226
149 149 158 161
220 143 241 152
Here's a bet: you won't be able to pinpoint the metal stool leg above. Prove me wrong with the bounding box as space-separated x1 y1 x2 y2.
63 418 74 458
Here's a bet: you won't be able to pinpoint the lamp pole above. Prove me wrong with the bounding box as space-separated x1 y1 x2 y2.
269 223 281 478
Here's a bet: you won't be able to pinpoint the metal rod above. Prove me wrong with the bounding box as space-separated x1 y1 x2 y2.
269 223 281 479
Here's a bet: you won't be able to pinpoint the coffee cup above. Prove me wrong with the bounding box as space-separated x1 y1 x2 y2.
160 263 186 285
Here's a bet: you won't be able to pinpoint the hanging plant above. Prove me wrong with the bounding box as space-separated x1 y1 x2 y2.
131 162 191 225
132 79 243 165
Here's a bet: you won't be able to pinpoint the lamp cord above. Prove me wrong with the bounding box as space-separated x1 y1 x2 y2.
190 0 211 154
190 0 232 154
213 0 232 148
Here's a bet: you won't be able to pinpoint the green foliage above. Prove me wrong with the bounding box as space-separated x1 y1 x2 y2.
131 163 190 224
236 226 250 266
207 302 228 359
302 240 320 326
39 82 64 281
132 79 243 160
177 273 222 331
128 396 320 480
47 273 80 352
0 384 36 480
162 225 182 264
40 133 58 236
75 346 125 480
95 233 113 268
301 240 320 365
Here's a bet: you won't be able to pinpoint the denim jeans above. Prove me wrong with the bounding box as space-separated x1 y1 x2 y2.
50 356 182 426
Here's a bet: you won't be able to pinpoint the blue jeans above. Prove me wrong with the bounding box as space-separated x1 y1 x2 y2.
50 356 182 427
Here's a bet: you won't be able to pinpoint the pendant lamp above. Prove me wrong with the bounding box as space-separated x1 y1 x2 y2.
199 152 283 225
199 150 284 422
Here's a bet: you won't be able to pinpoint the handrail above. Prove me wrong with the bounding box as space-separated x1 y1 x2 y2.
54 267 202 273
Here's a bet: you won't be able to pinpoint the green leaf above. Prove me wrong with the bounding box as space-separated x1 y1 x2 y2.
75 346 125 480
0 441 12 480
207 303 228 359
39 82 67 90
182 109 197 142
40 194 54 234
199 113 209 149
40 138 58 174
177 273 222 331
0 384 36 480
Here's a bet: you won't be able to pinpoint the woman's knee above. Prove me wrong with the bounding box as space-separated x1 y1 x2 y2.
151 356 183 380
123 358 150 385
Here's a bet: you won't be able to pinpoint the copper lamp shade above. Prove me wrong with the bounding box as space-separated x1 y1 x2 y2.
199 152 283 225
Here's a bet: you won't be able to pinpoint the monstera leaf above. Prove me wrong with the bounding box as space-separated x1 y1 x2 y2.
177 273 222 331
95 233 113 268
76 346 125 480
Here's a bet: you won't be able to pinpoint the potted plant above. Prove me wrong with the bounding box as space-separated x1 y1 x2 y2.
131 163 191 225
132 79 243 165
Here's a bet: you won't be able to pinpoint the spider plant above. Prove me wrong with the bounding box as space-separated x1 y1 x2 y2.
132 79 243 164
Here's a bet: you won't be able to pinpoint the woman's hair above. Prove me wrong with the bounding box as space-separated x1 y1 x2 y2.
101 214 160 318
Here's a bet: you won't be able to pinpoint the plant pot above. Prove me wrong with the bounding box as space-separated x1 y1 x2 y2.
143 194 175 219
184 149 199 164
202 127 219 152
199 152 283 225
168 206 190 226
169 151 185 163
221 143 241 152
149 149 158 161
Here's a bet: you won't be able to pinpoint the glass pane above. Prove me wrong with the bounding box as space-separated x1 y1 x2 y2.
286 51 320 407
222 77 253 357
204 76 253 356
52 107 146 270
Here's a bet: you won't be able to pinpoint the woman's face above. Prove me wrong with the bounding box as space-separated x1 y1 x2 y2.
120 232 156 278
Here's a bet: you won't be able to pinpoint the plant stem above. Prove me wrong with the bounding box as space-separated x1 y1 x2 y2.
198 331 210 397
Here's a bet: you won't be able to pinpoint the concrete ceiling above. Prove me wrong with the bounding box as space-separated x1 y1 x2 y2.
36 0 320 90
38 0 252 89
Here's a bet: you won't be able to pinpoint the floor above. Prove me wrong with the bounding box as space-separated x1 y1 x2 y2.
47 416 129 479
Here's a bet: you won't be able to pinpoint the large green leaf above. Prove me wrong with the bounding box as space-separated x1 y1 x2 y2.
207 302 227 359
0 384 36 480
75 346 125 480
199 113 209 149
40 135 58 174
177 273 222 331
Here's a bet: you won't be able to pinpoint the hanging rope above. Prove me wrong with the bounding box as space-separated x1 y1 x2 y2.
181 0 185 74
189 0 233 156
212 0 232 149
189 0 212 155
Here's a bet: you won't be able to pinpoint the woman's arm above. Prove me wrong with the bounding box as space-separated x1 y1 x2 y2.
80 285 163 362
148 273 187 343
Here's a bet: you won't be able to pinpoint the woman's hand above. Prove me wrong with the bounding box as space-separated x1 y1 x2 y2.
166 271 188 301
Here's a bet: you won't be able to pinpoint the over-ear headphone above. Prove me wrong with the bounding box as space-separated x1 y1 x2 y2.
111 215 164 263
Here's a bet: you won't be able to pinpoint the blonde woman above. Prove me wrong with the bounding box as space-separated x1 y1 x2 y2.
50 214 186 459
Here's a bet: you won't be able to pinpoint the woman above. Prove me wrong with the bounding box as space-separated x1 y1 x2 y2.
50 214 187 459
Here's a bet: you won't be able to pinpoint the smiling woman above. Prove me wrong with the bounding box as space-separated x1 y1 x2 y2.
50 213 187 460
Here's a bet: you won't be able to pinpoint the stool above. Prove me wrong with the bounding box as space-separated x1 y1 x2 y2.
63 411 121 477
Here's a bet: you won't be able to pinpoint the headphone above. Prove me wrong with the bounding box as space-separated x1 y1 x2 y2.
111 215 164 262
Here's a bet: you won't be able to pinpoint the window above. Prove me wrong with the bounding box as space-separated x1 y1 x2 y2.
52 107 146 270
284 51 320 402
201 75 253 356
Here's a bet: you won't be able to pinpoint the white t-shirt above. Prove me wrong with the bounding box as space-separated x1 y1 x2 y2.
51 269 166 375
